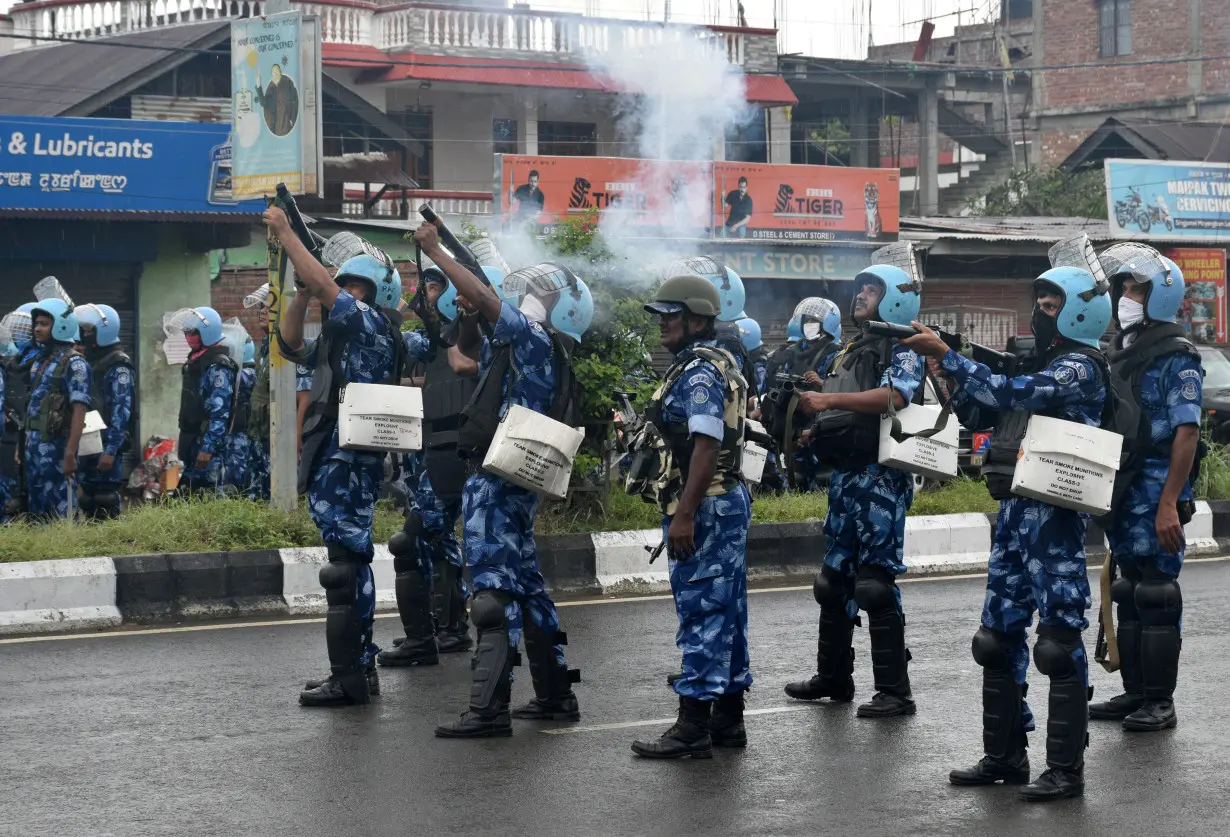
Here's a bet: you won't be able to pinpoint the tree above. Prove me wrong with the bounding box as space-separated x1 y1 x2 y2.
973 166 1106 218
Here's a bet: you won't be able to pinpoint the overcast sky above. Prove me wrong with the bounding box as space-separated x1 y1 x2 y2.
0 0 981 59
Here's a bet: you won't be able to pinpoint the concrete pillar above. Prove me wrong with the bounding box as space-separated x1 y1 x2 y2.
767 106 791 165
850 95 869 168
917 81 939 215
522 98 538 156
1189 0 1203 107
713 134 726 162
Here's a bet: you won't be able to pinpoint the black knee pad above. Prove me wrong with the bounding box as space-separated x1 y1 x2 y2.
470 590 510 632
319 560 359 607
853 565 897 613
388 530 415 558
1110 575 1137 606
1034 625 1082 678
1135 574 1182 627
402 509 425 539
971 626 1013 671
813 566 845 606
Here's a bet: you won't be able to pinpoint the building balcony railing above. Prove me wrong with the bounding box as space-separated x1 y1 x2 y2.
5 0 774 71
339 187 494 219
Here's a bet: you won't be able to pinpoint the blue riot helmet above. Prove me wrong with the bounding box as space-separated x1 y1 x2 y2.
503 263 593 341
75 303 121 347
735 317 762 351
17 302 37 315
183 306 224 346
31 298 80 343
1033 266 1112 349
660 256 745 323
419 266 458 322
793 297 842 342
1099 242 1185 325
336 253 401 309
786 314 803 342
852 264 920 327
243 339 256 365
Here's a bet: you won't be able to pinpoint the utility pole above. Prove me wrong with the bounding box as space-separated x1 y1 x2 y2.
266 237 299 513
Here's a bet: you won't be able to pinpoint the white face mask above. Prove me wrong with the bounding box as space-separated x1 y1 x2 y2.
1118 296 1145 330
802 321 822 340
520 294 548 324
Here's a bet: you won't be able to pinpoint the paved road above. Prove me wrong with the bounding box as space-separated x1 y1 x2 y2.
5 561 1230 837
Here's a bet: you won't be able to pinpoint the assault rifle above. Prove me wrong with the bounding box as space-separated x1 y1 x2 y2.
273 184 327 272
861 321 1018 376
613 391 644 454
418 204 486 281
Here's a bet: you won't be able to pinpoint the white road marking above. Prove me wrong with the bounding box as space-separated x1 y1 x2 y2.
540 706 812 735
0 555 1224 645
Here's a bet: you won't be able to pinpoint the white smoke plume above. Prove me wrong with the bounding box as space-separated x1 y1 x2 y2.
489 28 757 297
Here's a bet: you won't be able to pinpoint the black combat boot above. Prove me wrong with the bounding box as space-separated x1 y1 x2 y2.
854 567 915 718
300 550 372 708
1123 575 1181 732
1020 627 1086 802
434 560 473 654
511 624 581 722
710 691 747 748
379 532 439 667
435 590 514 739
950 675 1030 786
783 603 856 703
1091 578 1145 721
631 697 713 759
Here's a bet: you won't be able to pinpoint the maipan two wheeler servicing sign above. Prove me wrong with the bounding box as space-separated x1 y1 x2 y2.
1106 158 1230 241
0 114 264 215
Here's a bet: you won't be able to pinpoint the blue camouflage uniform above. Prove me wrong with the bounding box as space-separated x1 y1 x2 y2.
80 360 135 493
787 338 839 491
464 303 566 669
0 364 9 519
222 365 256 492
659 340 753 700
1106 352 1202 579
179 356 235 491
823 342 924 614
944 347 1106 731
25 347 91 518
299 290 397 666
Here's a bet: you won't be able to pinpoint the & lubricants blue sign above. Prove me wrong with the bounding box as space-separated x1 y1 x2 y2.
1106 158 1230 241
0 115 265 215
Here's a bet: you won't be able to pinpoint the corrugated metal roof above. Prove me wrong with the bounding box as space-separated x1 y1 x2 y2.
131 94 230 123
0 21 229 117
902 215 1113 243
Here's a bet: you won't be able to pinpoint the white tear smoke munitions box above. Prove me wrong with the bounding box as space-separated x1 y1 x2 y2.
1010 414 1123 515
338 384 423 453
878 403 959 480
742 418 769 484
482 404 585 499
78 411 108 458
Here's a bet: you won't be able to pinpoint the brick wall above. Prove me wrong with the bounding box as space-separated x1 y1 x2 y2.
1038 0 1228 113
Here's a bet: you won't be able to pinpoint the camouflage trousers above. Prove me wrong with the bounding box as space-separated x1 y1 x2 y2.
245 439 270 502
411 471 465 593
664 484 753 700
1107 467 1188 580
823 464 913 620
306 440 383 561
463 471 563 668
24 430 74 519
983 496 1093 733
221 433 252 493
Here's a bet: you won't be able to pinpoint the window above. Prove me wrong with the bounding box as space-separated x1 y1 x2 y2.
493 118 518 156
1099 0 1131 58
538 121 597 157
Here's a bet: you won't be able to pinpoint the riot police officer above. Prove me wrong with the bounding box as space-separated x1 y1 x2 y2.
243 284 273 501
25 299 91 519
75 304 134 519
735 316 768 395
663 258 757 397
177 306 236 495
783 266 923 717
761 297 843 490
0 304 36 519
903 266 1111 802
380 266 502 666
221 338 257 494
1090 247 1200 733
264 207 406 708
415 222 592 739
628 274 752 760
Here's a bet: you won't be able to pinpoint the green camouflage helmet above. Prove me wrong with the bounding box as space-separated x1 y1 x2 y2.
644 274 722 318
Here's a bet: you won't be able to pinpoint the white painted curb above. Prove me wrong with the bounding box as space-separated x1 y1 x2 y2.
0 557 121 635
1184 501 1217 556
280 546 399 615
594 528 669 594
903 513 992 575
